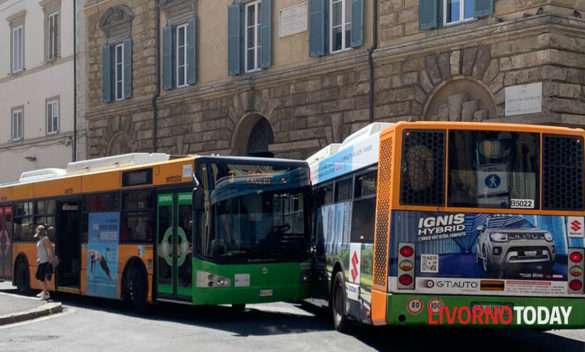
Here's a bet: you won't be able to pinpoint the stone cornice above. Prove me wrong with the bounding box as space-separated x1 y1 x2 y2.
0 55 73 84
374 15 585 63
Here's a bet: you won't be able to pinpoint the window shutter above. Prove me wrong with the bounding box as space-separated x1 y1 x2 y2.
309 0 327 57
419 0 439 30
101 44 113 103
163 25 175 90
228 3 243 76
260 0 272 69
351 0 364 48
123 39 133 99
474 0 494 18
187 17 198 85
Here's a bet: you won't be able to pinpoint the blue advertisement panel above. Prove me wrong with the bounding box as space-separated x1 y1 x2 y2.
390 211 585 296
87 212 120 299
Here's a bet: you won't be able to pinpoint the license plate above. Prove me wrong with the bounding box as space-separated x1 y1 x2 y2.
525 251 537 256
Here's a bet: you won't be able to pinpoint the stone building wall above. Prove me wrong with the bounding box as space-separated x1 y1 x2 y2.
82 0 585 161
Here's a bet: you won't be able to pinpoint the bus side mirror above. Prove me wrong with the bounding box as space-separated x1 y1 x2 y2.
193 188 204 212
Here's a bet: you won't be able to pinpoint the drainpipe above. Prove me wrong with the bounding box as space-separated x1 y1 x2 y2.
73 0 78 161
152 0 161 152
368 0 378 123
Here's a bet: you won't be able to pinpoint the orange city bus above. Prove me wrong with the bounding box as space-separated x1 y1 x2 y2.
0 153 312 309
307 122 585 331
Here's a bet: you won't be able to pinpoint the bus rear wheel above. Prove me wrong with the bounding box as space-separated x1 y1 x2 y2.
123 263 148 313
14 258 30 295
331 271 349 332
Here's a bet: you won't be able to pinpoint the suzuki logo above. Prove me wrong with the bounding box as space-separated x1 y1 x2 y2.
351 252 359 282
571 220 582 233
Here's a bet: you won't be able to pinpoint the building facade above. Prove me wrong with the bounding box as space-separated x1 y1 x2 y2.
0 0 85 183
81 0 585 161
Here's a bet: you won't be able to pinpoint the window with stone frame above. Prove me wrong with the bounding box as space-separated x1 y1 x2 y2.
419 0 493 30
46 97 60 135
41 0 61 62
227 0 273 76
245 0 262 72
8 11 26 73
161 0 198 90
329 0 352 53
11 107 24 142
307 0 364 58
99 6 134 103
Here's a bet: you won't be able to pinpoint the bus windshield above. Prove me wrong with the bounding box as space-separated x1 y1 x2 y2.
199 162 310 264
448 131 539 209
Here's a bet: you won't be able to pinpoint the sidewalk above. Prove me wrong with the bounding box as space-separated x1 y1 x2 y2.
0 280 63 325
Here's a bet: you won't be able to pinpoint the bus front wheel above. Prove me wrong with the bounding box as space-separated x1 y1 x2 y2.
331 271 349 332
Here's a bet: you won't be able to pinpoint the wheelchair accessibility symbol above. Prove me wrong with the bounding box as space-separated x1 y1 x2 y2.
485 174 501 189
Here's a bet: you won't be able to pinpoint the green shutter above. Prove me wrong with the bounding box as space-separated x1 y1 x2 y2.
309 0 327 57
187 17 198 85
228 3 242 76
351 0 364 48
123 39 133 99
474 0 494 18
260 0 272 69
419 0 439 30
101 44 113 103
163 25 175 90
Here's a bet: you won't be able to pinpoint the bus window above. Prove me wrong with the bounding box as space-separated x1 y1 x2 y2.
121 191 154 243
85 193 120 212
400 130 445 206
448 131 539 209
13 202 34 242
335 178 353 202
351 170 377 243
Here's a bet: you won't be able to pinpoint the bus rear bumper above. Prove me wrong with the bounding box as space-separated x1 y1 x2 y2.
385 293 585 329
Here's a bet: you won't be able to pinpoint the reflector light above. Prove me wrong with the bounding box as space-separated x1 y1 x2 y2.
400 246 414 258
569 251 583 263
398 274 413 286
569 280 583 291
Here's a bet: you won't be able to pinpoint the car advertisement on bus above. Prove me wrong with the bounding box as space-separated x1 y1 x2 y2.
87 212 120 299
389 211 585 296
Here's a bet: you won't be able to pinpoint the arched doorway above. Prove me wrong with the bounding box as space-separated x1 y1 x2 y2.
232 114 274 157
246 118 274 157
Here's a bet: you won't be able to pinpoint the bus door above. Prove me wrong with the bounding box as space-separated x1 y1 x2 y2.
0 207 12 280
156 193 193 301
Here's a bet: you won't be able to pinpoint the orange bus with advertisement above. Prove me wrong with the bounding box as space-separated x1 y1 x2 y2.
0 153 312 309
308 122 585 331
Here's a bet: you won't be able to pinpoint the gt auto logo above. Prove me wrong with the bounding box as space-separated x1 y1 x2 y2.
568 217 585 238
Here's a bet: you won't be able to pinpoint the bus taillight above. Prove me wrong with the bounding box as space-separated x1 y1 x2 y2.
397 243 415 290
568 248 584 294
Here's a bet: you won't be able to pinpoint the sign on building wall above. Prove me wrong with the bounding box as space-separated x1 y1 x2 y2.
279 2 308 38
505 82 543 116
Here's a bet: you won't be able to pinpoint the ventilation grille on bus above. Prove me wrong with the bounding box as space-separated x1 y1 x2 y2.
373 134 392 290
543 135 585 210
400 130 445 206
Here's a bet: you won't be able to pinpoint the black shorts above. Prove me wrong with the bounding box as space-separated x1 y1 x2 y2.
35 262 53 281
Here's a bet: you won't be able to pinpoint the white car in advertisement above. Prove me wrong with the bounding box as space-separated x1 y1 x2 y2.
475 216 556 275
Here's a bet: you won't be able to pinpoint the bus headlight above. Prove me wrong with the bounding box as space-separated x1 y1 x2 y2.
489 233 508 242
544 233 553 242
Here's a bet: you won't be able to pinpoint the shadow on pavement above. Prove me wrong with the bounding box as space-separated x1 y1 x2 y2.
2 285 583 351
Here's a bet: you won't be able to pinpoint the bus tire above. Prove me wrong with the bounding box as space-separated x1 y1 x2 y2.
123 262 148 313
231 304 246 312
14 257 30 295
331 271 349 332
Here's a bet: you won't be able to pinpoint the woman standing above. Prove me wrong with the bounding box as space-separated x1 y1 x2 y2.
34 225 54 300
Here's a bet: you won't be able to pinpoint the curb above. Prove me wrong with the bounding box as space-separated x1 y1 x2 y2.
0 301 63 326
